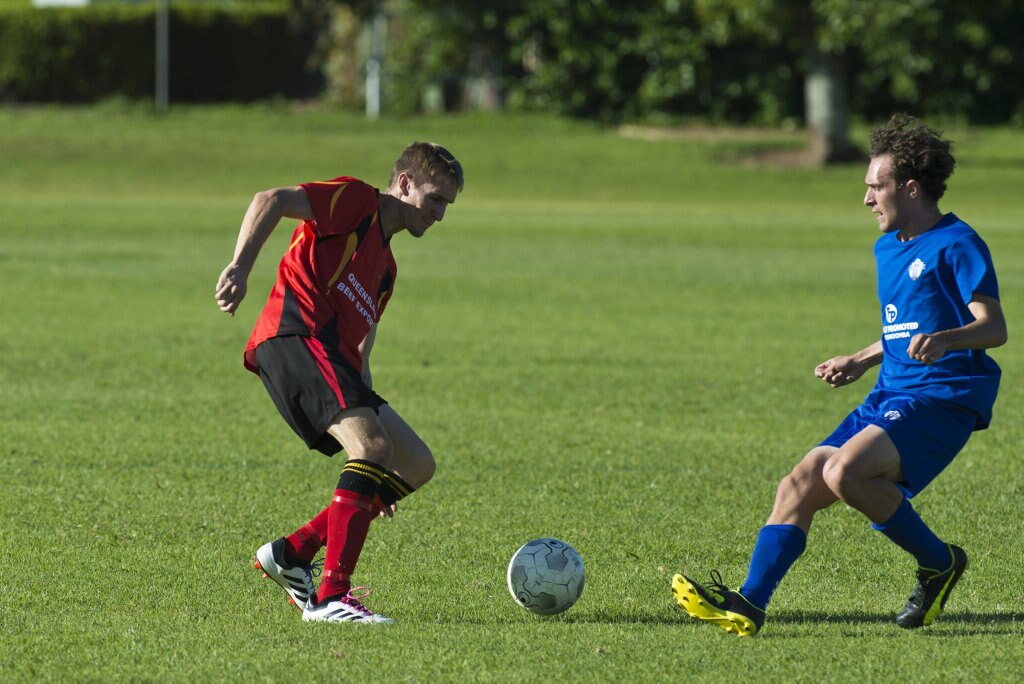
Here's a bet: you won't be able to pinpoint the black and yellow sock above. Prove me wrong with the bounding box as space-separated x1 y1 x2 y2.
378 471 415 507
337 459 386 497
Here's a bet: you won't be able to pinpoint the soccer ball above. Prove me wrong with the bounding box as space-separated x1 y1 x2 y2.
506 538 585 615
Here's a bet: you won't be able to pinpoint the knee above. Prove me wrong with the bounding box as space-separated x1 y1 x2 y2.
354 433 394 465
775 463 834 513
408 444 436 487
821 458 854 500
775 471 799 502
776 470 811 506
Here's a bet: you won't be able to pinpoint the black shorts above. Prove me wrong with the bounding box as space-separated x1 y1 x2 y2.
254 335 386 456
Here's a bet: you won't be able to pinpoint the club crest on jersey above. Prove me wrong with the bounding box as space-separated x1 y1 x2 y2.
884 410 903 421
908 258 926 280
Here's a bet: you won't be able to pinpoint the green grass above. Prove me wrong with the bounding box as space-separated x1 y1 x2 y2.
1 104 1023 681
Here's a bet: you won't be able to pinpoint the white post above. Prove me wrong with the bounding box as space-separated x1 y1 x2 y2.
365 9 385 119
155 0 169 112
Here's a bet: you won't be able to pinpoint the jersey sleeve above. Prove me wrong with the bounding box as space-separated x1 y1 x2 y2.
299 177 379 238
948 233 999 304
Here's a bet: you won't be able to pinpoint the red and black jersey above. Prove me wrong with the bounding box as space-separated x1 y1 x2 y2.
244 177 397 374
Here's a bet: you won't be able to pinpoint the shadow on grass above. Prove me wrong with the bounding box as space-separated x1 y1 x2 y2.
767 610 1023 636
559 606 1021 633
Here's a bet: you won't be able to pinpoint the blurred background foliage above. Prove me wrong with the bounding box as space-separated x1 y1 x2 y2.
1 0 1023 130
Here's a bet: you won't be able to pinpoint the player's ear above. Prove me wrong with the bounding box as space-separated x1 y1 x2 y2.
904 178 922 200
397 172 413 197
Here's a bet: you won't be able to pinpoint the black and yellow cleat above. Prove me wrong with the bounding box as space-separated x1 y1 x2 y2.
896 544 968 629
672 570 765 637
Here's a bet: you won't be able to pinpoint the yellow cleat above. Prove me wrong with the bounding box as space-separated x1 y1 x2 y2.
671 571 765 637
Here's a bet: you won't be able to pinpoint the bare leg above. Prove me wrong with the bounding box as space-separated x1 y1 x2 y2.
767 446 841 532
377 404 436 488
739 446 840 610
326 406 394 468
318 407 393 600
820 425 905 523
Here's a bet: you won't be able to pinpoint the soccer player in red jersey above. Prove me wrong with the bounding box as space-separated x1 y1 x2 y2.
215 142 463 624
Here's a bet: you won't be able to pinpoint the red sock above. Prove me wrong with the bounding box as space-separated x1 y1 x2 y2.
285 506 329 563
370 493 385 518
317 490 376 602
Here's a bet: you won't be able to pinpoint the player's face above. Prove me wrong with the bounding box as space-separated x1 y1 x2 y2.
403 176 457 238
863 155 909 233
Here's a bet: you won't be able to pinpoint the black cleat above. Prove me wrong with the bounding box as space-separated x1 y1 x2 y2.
896 544 968 629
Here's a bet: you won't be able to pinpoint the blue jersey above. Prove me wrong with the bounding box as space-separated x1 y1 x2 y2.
874 213 1001 428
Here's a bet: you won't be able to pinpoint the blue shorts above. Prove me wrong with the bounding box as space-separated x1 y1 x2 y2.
819 389 979 497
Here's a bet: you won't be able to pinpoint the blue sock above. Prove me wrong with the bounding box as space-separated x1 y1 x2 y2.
739 524 807 611
872 497 950 570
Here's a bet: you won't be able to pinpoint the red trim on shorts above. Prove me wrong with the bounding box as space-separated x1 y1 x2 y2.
302 337 347 409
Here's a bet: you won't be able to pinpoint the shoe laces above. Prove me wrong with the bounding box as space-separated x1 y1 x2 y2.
906 584 925 606
340 586 374 616
906 565 943 605
707 569 730 591
704 570 730 602
292 559 322 589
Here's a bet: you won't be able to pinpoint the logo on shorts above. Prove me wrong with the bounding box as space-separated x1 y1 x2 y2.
884 410 903 421
908 258 926 280
885 304 898 324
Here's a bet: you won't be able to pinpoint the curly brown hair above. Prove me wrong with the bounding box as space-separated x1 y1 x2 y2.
869 114 955 201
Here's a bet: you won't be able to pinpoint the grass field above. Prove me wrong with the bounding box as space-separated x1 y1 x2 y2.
1 104 1022 681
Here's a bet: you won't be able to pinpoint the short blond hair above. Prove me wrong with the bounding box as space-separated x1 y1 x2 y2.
388 142 464 193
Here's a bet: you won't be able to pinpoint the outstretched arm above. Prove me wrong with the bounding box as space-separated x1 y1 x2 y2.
358 325 377 389
815 340 883 388
357 325 397 518
215 186 313 315
906 293 1007 365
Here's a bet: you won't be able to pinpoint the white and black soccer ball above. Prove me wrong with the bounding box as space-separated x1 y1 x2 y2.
506 538 585 615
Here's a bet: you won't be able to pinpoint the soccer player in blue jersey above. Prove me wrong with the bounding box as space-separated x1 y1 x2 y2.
671 115 1007 636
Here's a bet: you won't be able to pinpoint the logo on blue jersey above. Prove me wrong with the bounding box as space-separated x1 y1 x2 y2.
882 303 919 341
884 410 903 421
908 258 927 280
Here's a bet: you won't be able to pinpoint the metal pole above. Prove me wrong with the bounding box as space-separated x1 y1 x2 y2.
155 0 169 112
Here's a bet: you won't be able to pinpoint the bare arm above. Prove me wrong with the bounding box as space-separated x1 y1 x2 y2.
358 325 377 389
359 324 398 519
815 340 883 388
907 294 1007 364
357 324 393 520
815 294 1007 386
215 186 313 315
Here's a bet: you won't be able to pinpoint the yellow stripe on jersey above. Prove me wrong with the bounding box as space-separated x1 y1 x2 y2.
328 182 350 218
326 233 359 289
287 231 305 252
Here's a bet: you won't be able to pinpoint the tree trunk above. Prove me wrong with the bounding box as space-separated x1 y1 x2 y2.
364 9 386 118
463 42 503 111
804 47 861 165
